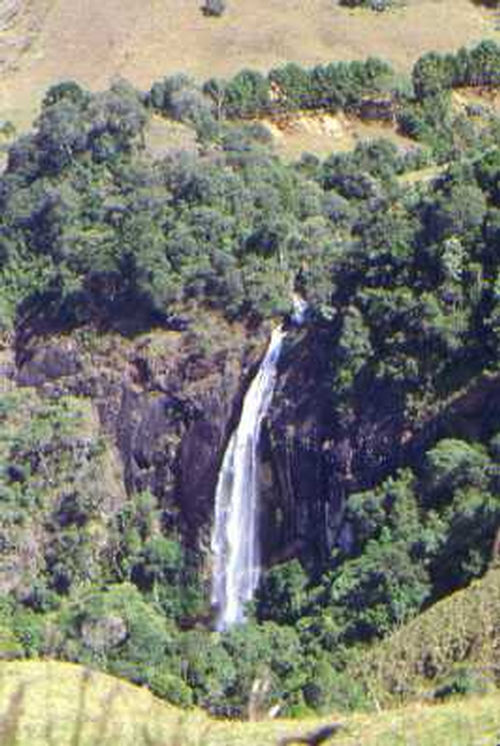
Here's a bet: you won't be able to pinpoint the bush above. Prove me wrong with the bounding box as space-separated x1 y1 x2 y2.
202 0 226 16
339 0 391 9
256 560 308 625
42 81 90 110
433 668 495 701
425 439 491 499
0 627 24 660
150 667 193 707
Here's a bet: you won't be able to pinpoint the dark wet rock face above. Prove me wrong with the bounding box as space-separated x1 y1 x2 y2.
260 327 342 568
116 356 247 544
12 321 266 554
16 344 81 386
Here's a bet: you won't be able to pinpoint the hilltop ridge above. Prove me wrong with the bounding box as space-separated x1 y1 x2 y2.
0 0 497 129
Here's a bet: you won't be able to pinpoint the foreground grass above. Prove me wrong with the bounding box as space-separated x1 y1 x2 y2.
1 661 499 746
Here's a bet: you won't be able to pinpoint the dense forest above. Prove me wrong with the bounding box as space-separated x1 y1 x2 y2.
0 40 499 717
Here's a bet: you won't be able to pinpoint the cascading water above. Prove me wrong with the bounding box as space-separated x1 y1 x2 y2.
291 292 308 325
211 327 286 631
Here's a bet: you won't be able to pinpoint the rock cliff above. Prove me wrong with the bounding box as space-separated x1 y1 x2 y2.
10 316 267 558
5 311 499 591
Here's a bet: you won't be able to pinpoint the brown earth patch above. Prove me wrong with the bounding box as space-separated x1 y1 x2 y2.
260 109 416 160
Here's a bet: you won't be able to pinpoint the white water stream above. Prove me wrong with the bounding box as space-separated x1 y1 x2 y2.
211 326 286 630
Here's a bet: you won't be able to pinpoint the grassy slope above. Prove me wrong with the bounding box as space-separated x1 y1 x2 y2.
4 572 497 744
1 660 499 746
0 0 498 129
351 566 500 706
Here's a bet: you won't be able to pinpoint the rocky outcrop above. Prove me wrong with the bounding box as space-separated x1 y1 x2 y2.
8 312 499 583
262 323 500 571
114 348 252 544
260 326 343 568
12 318 267 553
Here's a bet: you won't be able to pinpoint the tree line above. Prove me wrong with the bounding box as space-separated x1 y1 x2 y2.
147 40 500 126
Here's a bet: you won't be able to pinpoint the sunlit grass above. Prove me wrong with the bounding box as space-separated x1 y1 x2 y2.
1 661 499 746
351 567 500 707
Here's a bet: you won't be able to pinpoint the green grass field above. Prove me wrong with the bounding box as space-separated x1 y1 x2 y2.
1 660 499 746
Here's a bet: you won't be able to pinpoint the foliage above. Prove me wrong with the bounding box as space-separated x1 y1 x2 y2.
412 41 500 101
52 584 177 682
256 560 308 625
0 389 114 599
1 43 500 717
150 665 194 707
204 56 393 119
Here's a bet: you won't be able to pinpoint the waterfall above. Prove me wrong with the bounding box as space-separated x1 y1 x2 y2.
211 327 286 631
291 292 308 325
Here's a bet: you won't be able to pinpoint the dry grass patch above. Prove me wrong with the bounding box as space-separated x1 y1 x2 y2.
451 87 500 116
260 110 415 160
0 0 498 130
144 115 197 160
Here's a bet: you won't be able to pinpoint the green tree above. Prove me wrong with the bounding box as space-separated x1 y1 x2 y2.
268 63 313 110
412 52 455 99
428 184 486 242
256 560 308 624
42 81 90 110
468 40 500 87
333 305 373 399
224 70 270 118
425 438 491 500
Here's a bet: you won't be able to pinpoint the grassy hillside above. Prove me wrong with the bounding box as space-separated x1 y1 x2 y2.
2 571 500 744
1 660 500 746
1 0 498 129
350 566 500 706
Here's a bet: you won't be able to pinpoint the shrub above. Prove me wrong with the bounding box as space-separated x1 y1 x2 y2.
256 560 308 625
201 0 226 16
339 0 391 9
150 667 193 707
433 668 495 701
425 439 491 499
42 81 90 110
